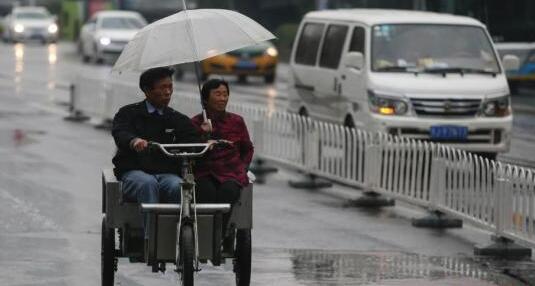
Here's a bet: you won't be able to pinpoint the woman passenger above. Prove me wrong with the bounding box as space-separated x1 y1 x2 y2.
191 79 254 206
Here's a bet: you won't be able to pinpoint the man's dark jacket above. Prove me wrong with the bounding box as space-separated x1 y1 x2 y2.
112 100 200 178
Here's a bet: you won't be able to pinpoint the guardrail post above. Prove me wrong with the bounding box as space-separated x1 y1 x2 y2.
412 151 462 228
64 82 90 122
249 119 277 184
474 164 532 258
289 119 332 189
351 132 394 207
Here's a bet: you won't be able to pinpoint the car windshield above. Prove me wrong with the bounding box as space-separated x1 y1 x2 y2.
15 11 49 19
372 24 500 74
101 17 145 29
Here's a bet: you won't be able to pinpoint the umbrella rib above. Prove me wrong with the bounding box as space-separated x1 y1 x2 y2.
184 9 201 61
215 10 259 46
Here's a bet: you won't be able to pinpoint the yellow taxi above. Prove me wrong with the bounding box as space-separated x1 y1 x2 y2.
200 42 278 83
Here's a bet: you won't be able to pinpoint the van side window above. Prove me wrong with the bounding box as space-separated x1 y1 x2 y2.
349 26 365 54
319 25 349 69
295 23 325 66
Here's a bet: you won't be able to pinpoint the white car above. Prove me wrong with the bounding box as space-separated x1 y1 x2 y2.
78 10 147 63
2 6 58 44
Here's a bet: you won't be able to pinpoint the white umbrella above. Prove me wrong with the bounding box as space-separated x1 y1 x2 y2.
112 8 276 72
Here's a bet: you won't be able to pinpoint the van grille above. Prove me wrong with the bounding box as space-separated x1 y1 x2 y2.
411 98 481 117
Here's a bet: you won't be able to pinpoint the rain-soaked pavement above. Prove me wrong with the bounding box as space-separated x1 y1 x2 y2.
0 41 534 286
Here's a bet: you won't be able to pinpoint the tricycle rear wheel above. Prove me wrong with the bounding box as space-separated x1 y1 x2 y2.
234 229 251 286
179 224 195 286
101 216 115 286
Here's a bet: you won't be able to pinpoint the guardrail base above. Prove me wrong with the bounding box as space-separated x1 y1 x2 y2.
411 210 462 228
474 235 532 258
248 159 278 184
64 111 90 122
95 119 113 130
289 174 332 189
350 191 395 208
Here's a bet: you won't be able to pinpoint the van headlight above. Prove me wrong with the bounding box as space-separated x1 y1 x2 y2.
368 90 409 115
481 95 511 117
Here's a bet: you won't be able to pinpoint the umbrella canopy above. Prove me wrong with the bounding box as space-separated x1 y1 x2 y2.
112 9 276 72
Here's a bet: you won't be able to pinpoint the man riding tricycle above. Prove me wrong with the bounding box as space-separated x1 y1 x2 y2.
101 67 254 286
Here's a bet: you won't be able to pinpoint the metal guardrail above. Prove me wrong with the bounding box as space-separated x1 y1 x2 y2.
72 75 535 251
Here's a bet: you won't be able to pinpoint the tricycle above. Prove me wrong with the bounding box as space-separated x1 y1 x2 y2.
101 141 253 285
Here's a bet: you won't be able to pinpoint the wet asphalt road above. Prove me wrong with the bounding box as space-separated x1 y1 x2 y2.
0 41 534 286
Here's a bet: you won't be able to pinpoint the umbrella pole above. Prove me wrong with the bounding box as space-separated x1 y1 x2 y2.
193 60 203 99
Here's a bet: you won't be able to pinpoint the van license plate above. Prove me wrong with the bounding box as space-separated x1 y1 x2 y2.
430 125 468 141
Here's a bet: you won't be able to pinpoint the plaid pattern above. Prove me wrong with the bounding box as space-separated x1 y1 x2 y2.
191 112 254 186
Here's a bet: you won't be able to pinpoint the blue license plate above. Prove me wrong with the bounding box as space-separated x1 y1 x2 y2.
235 60 256 70
430 125 468 141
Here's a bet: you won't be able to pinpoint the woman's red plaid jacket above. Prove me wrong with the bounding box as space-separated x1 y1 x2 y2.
191 112 254 186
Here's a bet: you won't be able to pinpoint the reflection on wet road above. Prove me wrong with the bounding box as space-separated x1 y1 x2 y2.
288 249 523 286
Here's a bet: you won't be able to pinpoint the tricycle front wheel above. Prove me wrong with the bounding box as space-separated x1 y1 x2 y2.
234 229 251 286
179 224 195 286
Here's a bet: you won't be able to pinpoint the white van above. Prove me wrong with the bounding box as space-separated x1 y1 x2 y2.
287 9 519 158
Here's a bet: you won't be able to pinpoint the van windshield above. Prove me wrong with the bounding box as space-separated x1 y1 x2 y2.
372 24 500 74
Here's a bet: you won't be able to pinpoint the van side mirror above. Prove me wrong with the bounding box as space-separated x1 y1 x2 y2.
343 52 364 70
502 54 520 71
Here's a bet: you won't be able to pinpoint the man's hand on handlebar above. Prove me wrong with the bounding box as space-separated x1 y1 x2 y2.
131 138 149 152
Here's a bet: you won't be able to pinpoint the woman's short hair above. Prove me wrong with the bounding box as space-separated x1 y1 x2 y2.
201 78 229 107
139 67 175 93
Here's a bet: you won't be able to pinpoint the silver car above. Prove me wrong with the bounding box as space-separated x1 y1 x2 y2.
78 10 147 64
2 6 58 44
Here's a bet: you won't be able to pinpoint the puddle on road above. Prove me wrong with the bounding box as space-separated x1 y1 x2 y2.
261 249 533 286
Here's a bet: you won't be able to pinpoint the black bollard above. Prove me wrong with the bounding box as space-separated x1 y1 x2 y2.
64 83 90 122
350 191 395 207
248 158 277 184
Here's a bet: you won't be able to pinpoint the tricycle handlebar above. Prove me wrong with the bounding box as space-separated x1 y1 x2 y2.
149 142 211 158
149 140 230 158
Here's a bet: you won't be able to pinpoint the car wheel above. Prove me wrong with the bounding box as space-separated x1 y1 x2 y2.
81 46 90 63
264 73 275 84
93 44 103 64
